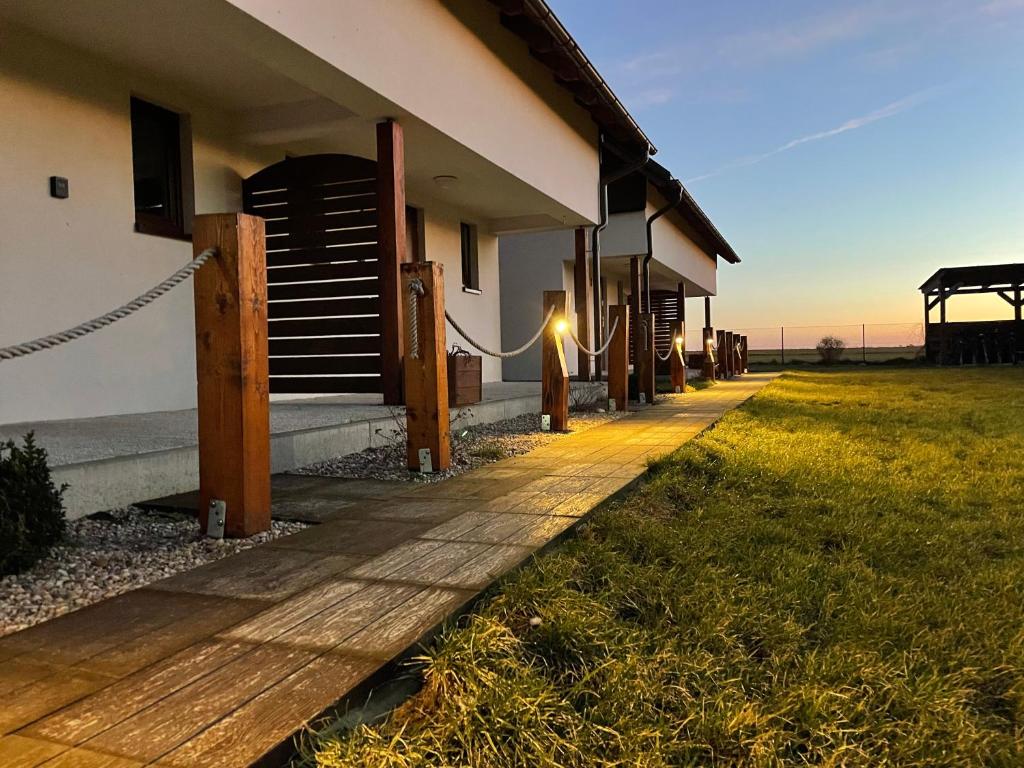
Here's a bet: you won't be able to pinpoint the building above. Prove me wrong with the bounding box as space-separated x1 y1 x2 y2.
0 0 658 425
0 0 738 516
499 157 739 381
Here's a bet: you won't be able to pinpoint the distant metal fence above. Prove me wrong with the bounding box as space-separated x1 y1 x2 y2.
684 323 925 367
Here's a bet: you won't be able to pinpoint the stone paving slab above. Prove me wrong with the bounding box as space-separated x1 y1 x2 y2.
0 374 776 767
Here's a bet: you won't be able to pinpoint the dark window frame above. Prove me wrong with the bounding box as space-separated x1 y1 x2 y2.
130 97 188 240
460 221 480 293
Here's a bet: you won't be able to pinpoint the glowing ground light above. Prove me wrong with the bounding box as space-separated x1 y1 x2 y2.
555 319 568 334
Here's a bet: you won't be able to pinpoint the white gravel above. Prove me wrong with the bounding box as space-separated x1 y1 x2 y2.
293 410 628 483
0 508 306 637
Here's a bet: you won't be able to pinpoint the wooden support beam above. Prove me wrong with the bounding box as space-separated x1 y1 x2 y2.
704 296 712 328
636 312 656 403
377 119 408 405
542 290 570 431
607 304 629 412
997 290 1017 307
702 327 716 381
402 262 450 472
193 213 270 538
669 320 686 393
573 227 591 381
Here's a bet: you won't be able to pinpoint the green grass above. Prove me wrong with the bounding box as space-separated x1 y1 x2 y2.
303 368 1024 767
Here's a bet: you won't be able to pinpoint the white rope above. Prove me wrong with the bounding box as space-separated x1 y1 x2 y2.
655 345 674 362
407 278 425 360
445 306 555 359
0 248 216 362
567 316 620 357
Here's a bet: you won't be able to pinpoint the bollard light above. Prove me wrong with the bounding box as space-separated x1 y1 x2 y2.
675 336 684 346
555 319 568 334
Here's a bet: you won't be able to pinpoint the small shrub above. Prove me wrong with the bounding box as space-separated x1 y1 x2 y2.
0 432 66 576
469 442 506 462
569 383 605 413
816 335 846 364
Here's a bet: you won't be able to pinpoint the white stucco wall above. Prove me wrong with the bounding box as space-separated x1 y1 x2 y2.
498 230 577 381
419 203 503 383
647 203 718 297
601 208 717 296
0 26 277 425
227 0 599 222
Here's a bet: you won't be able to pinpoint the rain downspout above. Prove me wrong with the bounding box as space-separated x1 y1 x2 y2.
643 179 684 313
591 135 650 378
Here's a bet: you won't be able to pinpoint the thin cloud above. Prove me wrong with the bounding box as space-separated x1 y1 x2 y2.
981 0 1024 14
685 86 945 184
629 87 675 109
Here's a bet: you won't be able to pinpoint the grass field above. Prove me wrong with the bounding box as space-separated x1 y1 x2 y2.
303 368 1024 767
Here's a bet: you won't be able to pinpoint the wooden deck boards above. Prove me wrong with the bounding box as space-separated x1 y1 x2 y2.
1 375 775 766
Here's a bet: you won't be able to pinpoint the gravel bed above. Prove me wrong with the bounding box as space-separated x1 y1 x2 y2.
294 410 628 483
0 508 306 637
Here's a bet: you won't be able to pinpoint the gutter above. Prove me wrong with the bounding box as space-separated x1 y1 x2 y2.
643 179 685 313
591 134 651 378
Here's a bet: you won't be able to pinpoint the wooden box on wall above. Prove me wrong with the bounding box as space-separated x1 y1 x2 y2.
447 350 482 407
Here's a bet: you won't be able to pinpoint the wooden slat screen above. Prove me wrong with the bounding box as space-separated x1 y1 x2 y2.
243 154 383 394
627 290 681 372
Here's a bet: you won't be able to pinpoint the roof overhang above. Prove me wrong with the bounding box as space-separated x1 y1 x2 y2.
488 0 653 155
643 160 740 264
920 263 1024 294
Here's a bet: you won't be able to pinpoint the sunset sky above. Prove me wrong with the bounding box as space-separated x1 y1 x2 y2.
550 0 1024 333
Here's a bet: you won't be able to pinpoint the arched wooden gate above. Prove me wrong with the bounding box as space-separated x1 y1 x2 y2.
243 154 383 394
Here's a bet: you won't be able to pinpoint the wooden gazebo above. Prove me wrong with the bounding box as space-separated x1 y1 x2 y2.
920 263 1024 365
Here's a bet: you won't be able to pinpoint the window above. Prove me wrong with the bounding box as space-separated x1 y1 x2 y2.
460 222 479 292
131 97 186 238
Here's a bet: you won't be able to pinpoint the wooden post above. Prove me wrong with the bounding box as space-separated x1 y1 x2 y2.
607 304 629 412
542 290 570 431
741 335 749 373
629 256 641 371
717 330 728 378
377 119 408 405
193 213 270 538
939 288 949 365
702 326 716 381
636 312 656 403
573 228 591 381
1015 285 1022 364
669 320 687 392
402 262 450 472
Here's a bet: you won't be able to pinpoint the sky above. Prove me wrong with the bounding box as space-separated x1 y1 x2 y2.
549 0 1024 333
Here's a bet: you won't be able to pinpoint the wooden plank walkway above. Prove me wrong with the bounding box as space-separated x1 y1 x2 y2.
0 374 775 767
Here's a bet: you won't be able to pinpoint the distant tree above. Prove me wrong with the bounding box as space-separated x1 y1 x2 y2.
816 335 846 364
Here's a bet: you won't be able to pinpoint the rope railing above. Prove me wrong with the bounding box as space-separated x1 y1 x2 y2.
407 277 425 360
0 248 216 362
444 306 555 359
567 316 620 358
655 344 674 362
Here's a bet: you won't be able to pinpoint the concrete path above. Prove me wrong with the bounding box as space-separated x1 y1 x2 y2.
0 374 775 768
